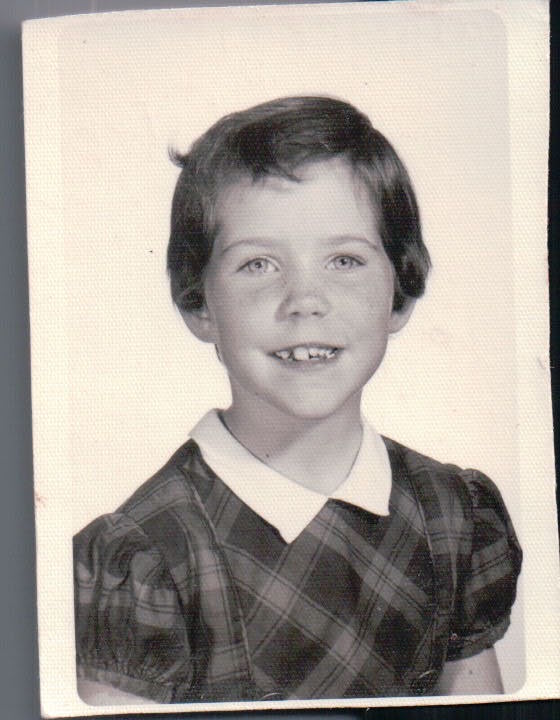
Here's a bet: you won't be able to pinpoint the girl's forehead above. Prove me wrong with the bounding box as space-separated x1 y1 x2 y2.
218 156 368 198
213 158 379 242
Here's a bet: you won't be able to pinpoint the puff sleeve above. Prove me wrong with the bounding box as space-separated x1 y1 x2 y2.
446 470 522 661
73 513 192 702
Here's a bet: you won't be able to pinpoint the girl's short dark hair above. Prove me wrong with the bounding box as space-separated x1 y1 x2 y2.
167 96 430 312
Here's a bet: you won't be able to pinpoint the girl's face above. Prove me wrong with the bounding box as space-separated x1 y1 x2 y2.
185 158 413 425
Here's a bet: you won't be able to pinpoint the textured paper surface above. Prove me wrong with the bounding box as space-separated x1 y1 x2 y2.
23 1 555 716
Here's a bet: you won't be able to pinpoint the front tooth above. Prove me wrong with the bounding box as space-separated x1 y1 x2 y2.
309 347 320 358
293 346 310 361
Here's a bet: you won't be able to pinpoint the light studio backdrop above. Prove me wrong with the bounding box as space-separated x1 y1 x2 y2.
23 2 555 716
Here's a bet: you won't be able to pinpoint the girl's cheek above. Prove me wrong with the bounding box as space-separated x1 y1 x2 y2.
244 280 283 305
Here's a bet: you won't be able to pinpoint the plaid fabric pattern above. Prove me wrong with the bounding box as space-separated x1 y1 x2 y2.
74 437 521 702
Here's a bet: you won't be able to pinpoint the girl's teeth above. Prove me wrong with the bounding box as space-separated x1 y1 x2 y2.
274 346 338 361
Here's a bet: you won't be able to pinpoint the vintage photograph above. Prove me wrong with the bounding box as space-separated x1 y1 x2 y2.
22 2 554 716
74 93 522 705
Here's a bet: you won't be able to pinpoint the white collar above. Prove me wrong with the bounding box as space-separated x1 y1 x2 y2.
189 409 392 544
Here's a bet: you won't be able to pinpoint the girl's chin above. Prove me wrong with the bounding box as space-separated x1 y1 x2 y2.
257 393 362 424
229 375 366 426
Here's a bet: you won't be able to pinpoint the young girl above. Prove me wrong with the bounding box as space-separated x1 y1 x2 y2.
74 96 522 705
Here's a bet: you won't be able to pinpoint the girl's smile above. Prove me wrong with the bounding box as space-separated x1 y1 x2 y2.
182 157 414 428
271 344 340 363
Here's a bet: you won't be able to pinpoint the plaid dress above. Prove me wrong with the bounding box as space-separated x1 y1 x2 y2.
74 437 522 702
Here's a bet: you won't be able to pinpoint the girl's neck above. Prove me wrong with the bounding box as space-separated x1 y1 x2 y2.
221 399 363 495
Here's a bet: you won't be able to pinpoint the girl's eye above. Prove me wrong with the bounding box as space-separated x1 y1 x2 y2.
327 255 364 270
240 258 277 274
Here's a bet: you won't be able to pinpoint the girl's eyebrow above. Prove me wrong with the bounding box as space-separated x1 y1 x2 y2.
219 234 379 256
323 234 380 249
218 238 274 257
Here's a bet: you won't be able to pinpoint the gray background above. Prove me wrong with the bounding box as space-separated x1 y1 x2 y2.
1 1 555 720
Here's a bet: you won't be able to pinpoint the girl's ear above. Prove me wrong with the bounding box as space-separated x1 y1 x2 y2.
180 305 218 344
389 297 416 334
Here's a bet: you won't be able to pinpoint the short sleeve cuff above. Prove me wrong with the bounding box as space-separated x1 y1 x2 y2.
77 663 175 703
446 614 511 662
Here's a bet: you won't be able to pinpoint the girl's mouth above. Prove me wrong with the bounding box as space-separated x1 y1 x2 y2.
272 345 340 362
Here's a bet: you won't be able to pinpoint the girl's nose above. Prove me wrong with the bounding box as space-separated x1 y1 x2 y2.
277 273 331 320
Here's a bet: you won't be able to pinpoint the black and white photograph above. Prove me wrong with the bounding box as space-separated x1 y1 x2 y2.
22 1 556 715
